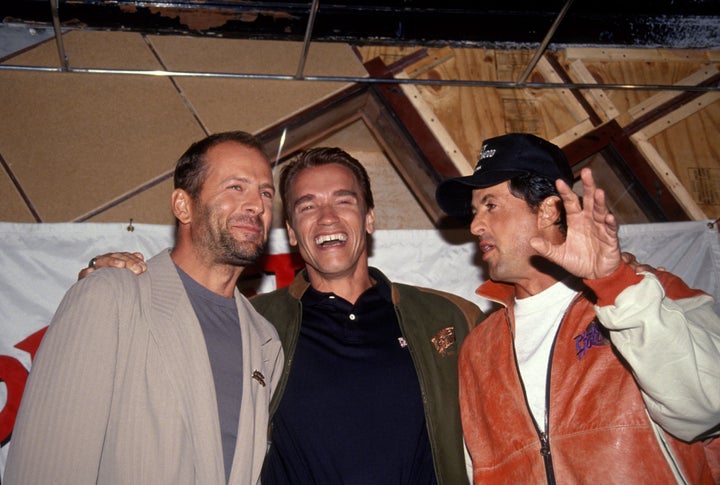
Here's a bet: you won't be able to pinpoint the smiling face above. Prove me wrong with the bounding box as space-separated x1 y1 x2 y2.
469 181 545 291
285 163 375 287
186 141 274 266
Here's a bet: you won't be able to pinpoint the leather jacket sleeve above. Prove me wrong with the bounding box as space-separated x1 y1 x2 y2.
586 262 720 441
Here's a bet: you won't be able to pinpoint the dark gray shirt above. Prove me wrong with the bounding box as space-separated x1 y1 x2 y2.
177 265 243 484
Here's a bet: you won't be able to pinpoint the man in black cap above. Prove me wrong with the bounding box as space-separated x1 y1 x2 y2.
436 133 720 483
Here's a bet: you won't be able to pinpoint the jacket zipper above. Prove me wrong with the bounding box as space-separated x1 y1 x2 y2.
509 294 578 485
511 349 557 485
539 344 557 485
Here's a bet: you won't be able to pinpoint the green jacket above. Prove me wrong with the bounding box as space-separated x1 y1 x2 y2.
251 267 484 485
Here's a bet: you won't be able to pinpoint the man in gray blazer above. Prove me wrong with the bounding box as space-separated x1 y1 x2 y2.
4 131 284 485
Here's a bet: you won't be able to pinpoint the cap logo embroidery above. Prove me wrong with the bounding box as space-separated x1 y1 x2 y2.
479 145 496 160
475 145 496 172
431 326 456 356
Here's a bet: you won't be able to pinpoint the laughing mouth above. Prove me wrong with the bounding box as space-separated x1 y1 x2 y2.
315 233 348 247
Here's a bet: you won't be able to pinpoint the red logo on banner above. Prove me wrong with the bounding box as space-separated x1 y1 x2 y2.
0 327 47 443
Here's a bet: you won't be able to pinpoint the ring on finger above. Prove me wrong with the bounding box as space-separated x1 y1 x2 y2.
89 257 97 269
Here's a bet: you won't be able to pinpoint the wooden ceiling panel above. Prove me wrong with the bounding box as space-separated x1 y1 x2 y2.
147 36 367 134
0 67 205 221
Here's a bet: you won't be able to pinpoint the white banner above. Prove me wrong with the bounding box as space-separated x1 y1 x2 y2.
0 221 718 473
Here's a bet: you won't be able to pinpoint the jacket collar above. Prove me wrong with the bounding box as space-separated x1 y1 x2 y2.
476 276 591 309
476 279 517 308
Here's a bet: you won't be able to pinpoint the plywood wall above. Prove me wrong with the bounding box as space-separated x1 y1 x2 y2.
355 45 720 223
1 32 718 228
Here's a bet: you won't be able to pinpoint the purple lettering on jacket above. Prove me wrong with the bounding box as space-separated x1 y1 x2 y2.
574 319 609 360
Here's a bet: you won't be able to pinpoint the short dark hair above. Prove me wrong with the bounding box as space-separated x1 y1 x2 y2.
279 147 374 221
508 173 567 234
173 131 264 198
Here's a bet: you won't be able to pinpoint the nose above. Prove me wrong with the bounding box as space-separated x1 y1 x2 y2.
318 204 339 225
470 212 485 237
243 190 265 215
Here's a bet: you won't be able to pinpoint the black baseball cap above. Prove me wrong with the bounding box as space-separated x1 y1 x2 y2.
435 133 573 217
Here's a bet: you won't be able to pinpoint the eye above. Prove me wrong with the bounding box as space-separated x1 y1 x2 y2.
299 203 314 212
261 190 274 199
228 184 243 192
485 202 496 211
336 196 356 206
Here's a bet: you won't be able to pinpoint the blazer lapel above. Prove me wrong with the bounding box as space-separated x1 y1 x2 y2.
229 292 277 485
145 250 225 483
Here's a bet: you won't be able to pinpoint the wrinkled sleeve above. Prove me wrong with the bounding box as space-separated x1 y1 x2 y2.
4 272 122 484
585 262 720 441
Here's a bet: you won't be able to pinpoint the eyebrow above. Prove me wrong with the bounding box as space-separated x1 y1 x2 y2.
222 176 274 191
292 189 358 209
472 191 499 210
478 193 496 204
260 182 275 193
222 176 251 186
333 189 358 199
292 194 315 209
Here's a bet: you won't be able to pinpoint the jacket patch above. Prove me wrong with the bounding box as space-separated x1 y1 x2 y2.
432 326 456 357
574 319 610 360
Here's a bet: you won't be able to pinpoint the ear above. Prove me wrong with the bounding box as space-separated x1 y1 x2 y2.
537 196 561 231
365 208 376 235
172 189 192 224
286 219 298 247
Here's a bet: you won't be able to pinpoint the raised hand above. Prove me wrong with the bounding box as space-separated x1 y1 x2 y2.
78 252 147 280
529 167 622 280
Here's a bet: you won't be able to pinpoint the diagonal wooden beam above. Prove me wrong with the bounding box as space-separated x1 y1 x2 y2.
363 57 462 179
562 120 690 222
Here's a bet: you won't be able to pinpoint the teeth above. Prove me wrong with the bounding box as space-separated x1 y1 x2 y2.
315 233 348 245
480 244 492 253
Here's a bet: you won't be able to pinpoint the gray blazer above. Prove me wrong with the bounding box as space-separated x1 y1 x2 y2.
4 249 283 485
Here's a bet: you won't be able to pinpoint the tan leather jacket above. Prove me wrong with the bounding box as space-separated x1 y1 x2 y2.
460 262 719 484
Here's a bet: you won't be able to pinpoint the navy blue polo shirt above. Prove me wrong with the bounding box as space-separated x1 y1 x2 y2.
262 277 436 484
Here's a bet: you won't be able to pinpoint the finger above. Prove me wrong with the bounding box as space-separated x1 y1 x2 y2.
591 185 612 223
604 211 618 237
580 167 601 212
104 253 147 274
555 177 582 215
621 252 637 264
123 252 148 273
78 267 94 281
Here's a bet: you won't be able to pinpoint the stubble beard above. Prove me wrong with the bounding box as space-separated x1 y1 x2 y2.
196 203 267 267
215 224 266 266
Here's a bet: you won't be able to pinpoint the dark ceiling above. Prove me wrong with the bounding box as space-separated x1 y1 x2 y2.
2 0 720 49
